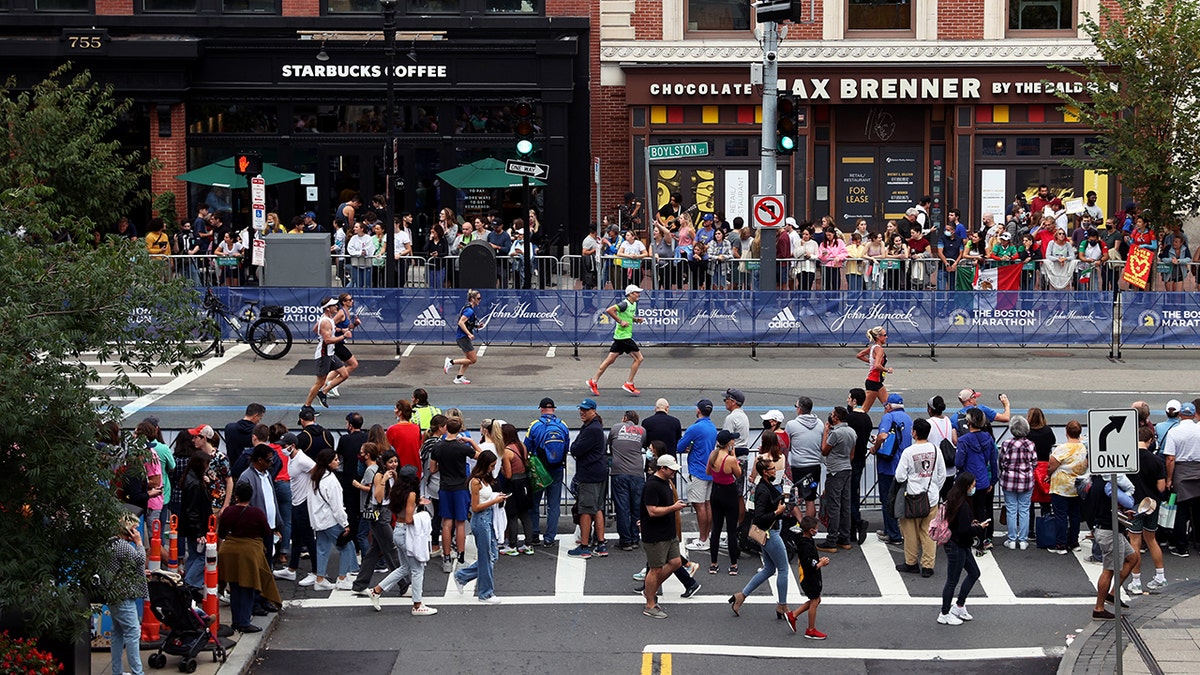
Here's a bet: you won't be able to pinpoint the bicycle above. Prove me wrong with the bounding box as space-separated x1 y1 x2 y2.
191 288 293 359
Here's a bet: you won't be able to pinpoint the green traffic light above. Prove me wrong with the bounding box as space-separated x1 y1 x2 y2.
778 136 796 152
516 139 534 156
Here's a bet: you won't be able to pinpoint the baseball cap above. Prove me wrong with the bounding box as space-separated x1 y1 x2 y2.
1182 402 1196 416
702 213 714 221
624 284 645 296
1166 399 1182 413
298 406 318 421
760 410 785 424
578 398 598 411
539 397 557 409
716 429 740 446
656 454 682 471
398 465 419 479
279 432 299 447
723 388 746 405
696 399 714 416
188 424 214 439
304 211 316 219
886 393 904 406
999 232 1012 241
958 388 981 402
142 416 161 428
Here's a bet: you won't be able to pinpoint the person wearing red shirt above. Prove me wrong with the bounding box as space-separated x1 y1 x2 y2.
387 399 423 476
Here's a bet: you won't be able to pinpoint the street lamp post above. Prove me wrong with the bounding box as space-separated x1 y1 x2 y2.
381 0 398 287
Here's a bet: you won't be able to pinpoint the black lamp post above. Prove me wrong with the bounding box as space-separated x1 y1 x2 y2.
381 0 398 287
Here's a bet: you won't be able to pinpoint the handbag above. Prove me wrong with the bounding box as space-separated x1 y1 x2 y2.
748 524 768 546
904 492 931 519
1035 514 1058 549
527 455 553 494
1158 493 1178 529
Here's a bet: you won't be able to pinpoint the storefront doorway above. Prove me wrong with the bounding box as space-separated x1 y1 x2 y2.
834 145 923 228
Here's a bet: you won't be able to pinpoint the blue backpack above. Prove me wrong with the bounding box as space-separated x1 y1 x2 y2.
532 416 570 467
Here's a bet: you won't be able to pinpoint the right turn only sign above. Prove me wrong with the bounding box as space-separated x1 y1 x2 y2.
1087 408 1139 474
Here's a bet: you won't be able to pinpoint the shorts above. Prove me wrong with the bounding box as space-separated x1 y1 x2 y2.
800 579 823 601
686 478 713 503
865 379 883 392
456 336 475 354
575 481 607 515
316 352 345 378
1129 509 1159 534
643 538 681 569
1095 528 1135 567
333 341 353 362
609 338 640 354
792 465 822 502
437 488 471 521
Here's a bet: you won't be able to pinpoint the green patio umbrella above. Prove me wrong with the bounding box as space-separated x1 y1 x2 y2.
437 157 546 189
176 156 303 188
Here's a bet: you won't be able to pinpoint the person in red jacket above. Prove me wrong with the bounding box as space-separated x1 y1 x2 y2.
386 399 423 476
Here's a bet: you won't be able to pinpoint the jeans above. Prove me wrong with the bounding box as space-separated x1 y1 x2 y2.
110 598 144 675
610 473 645 545
878 473 902 541
1051 493 1082 549
741 527 787 604
315 525 358 579
289 500 317 574
710 482 741 565
350 265 371 288
941 540 980 614
353 508 400 591
273 481 292 557
529 466 565 543
229 583 255 628
378 524 426 603
1003 489 1033 543
183 539 206 589
455 508 497 599
846 273 864 291
939 268 955 291
824 469 852 544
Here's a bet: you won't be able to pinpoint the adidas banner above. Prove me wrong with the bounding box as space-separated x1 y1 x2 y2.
201 288 1136 347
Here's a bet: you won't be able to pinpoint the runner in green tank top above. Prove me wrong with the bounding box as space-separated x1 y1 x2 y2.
587 285 646 396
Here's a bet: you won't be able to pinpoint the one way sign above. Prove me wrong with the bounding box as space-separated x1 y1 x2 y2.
505 159 550 180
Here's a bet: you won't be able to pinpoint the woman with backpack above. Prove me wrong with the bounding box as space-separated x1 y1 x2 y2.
937 472 987 626
925 396 958 500
953 408 999 552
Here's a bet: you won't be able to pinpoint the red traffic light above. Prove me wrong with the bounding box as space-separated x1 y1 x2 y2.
234 152 263 176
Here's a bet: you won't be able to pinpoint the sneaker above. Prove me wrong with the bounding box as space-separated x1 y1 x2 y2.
1146 578 1168 591
620 542 636 552
441 557 454 573
586 379 599 396
273 568 296 581
709 563 720 575
804 628 827 640
1105 594 1130 609
1049 546 1068 555
1003 540 1017 550
458 552 466 565
1127 580 1143 595
643 605 668 619
368 588 382 612
298 573 318 587
876 530 891 542
895 563 919 574
1171 547 1190 558
982 539 994 551
316 390 329 408
453 575 466 596
950 605 973 621
499 545 518 556
478 596 502 605
328 386 340 399
686 538 709 551
920 567 935 578
622 382 641 396
543 538 557 548
685 561 700 577
937 612 963 626
520 546 534 556
453 376 471 385
411 605 438 616
313 579 335 591
633 567 647 582
785 610 798 634
335 577 353 591
1093 609 1116 620
886 539 905 547
568 546 592 559
443 357 452 375
594 544 609 557
1018 541 1029 551
681 582 702 598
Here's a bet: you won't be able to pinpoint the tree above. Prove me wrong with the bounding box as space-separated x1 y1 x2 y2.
1053 0 1200 229
0 65 207 641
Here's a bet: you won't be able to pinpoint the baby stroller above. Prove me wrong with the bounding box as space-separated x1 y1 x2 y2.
145 570 228 673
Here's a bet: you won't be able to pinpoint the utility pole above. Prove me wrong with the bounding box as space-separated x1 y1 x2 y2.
759 20 781 292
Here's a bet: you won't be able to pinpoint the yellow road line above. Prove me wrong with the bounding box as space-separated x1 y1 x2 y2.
641 652 653 675
661 653 672 675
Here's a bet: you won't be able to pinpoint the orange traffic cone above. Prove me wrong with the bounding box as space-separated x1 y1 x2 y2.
204 514 220 639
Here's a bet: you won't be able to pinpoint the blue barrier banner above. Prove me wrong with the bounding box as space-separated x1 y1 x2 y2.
933 291 1111 346
1121 292 1200 346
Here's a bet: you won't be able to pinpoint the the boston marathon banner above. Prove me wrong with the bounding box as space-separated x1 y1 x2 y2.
206 288 1117 347
1120 292 1200 346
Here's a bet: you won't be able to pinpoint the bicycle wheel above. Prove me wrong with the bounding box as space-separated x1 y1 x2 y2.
248 318 292 360
189 315 218 358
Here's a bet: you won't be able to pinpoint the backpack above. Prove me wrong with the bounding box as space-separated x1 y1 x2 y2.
928 503 951 544
532 416 570 468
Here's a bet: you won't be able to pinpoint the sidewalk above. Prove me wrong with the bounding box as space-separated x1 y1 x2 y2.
1058 579 1200 674
90 603 277 675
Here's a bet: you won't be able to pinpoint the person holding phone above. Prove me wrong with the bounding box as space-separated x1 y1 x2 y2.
452 450 507 604
938 472 987 626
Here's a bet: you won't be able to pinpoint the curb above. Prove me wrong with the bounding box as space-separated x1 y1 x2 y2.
215 611 280 675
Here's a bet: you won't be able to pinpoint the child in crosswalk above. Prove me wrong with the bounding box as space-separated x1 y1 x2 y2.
786 516 829 639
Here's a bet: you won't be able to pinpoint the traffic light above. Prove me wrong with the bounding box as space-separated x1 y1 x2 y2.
514 101 535 157
234 151 263 176
756 0 802 24
776 95 798 154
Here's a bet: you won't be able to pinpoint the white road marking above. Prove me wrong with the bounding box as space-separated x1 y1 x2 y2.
974 549 1017 600
1072 545 1103 590
642 644 1065 661
546 346 556 358
94 372 157 378
403 344 415 358
1082 391 1179 395
477 344 487 357
553 540 588 597
859 537 911 599
120 344 251 420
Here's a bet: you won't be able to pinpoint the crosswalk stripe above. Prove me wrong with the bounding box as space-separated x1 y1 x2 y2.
974 548 1017 600
402 344 415 357
546 346 556 358
553 540 587 597
859 537 911 599
643 644 1064 662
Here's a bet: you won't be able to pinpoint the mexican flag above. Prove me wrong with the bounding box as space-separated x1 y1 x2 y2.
970 264 1021 291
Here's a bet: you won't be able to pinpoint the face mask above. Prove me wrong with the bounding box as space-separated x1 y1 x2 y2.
645 450 656 462
968 486 977 496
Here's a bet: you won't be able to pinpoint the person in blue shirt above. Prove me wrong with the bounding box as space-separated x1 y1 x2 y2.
872 394 912 545
678 399 718 552
954 388 1012 433
935 209 968 290
955 408 1001 552
444 290 483 385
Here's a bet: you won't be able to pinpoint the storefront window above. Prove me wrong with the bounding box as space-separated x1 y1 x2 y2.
407 0 460 13
455 104 539 134
687 0 751 32
290 104 438 134
1009 0 1073 31
222 0 275 12
188 104 278 134
1050 137 1075 156
143 0 198 10
36 0 88 10
1015 137 1041 156
981 138 1007 157
486 0 535 12
724 138 749 157
327 0 382 12
847 0 912 31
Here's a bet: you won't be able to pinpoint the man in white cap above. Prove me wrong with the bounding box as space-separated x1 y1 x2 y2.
588 285 646 396
1156 399 1183 454
305 296 352 408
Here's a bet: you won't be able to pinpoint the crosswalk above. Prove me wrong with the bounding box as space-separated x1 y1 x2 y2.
77 345 249 420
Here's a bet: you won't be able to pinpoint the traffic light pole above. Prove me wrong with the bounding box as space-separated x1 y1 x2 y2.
523 175 532 289
759 21 780 292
